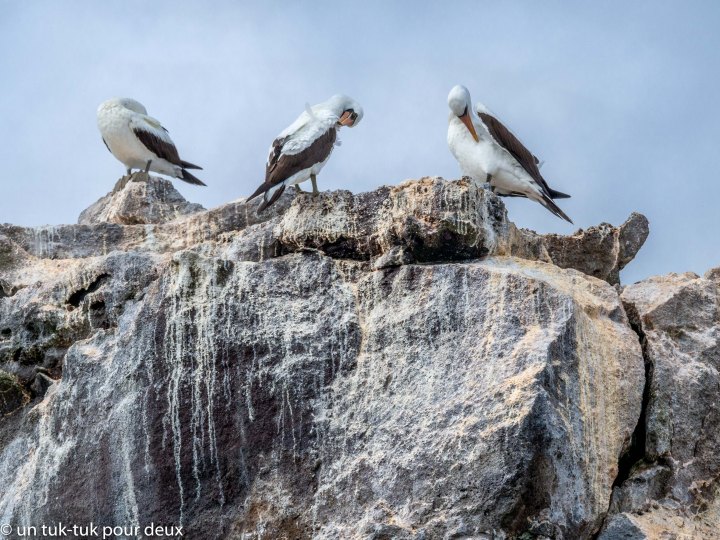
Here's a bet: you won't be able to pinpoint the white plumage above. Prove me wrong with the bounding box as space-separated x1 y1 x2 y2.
268 102 338 183
447 85 572 223
97 98 205 186
248 94 363 211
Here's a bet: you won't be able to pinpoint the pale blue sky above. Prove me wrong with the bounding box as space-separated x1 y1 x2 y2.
0 1 718 283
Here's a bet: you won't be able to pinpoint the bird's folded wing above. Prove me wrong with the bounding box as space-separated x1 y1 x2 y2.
265 127 337 187
130 116 182 166
477 112 550 192
265 111 310 166
266 135 287 175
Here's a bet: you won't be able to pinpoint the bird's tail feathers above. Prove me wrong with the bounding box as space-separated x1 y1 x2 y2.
547 187 571 199
181 160 203 170
246 182 271 203
257 184 286 212
180 169 207 186
539 193 573 224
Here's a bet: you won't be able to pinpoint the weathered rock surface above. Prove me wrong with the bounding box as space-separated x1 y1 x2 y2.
510 212 649 286
1 177 648 286
307 258 642 539
1 173 703 539
596 269 720 539
78 173 205 225
275 178 648 286
0 370 28 415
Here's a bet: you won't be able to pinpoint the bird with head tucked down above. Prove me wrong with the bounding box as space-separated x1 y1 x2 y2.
247 94 363 212
97 97 205 185
447 85 571 223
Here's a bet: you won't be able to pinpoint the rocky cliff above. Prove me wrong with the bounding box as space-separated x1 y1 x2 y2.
0 174 716 539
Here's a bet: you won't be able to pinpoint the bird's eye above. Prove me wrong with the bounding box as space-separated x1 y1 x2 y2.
350 112 358 120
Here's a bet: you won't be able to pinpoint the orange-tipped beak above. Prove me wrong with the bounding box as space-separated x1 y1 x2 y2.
338 111 355 127
459 112 479 142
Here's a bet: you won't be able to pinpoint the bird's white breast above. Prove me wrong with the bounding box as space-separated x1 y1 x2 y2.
447 115 495 182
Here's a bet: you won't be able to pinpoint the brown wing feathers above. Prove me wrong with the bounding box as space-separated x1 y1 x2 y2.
132 127 205 185
266 137 286 177
248 128 337 206
256 185 286 212
267 128 336 186
477 112 563 199
133 128 183 166
478 112 572 222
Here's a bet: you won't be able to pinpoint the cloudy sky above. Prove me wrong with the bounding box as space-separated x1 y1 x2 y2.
1 1 718 283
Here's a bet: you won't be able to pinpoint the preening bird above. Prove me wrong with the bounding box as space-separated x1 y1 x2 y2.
446 85 572 223
97 98 205 186
247 94 363 212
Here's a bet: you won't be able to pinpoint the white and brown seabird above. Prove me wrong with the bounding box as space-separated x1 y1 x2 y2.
446 85 572 223
97 98 205 185
247 94 363 212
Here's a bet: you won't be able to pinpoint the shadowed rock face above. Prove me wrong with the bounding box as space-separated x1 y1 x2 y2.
0 370 28 415
1 174 704 540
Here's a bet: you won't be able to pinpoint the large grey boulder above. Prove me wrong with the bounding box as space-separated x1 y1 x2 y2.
0 175 652 539
597 269 720 538
307 258 643 539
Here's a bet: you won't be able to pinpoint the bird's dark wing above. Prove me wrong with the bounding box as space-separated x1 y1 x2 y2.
132 126 183 167
266 127 336 185
102 138 112 154
477 112 556 198
266 136 286 177
248 127 337 202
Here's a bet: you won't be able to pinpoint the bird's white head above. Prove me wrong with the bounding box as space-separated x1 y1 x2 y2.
447 85 479 142
325 94 364 128
447 85 471 116
98 97 148 116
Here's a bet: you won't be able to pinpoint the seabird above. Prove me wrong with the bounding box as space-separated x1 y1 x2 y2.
97 98 205 185
247 94 363 212
447 85 572 223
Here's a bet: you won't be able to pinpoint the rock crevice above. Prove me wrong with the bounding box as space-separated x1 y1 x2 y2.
597 270 720 539
611 301 652 490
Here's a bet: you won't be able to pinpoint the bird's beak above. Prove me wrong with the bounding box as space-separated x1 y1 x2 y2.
338 111 355 127
459 111 479 142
